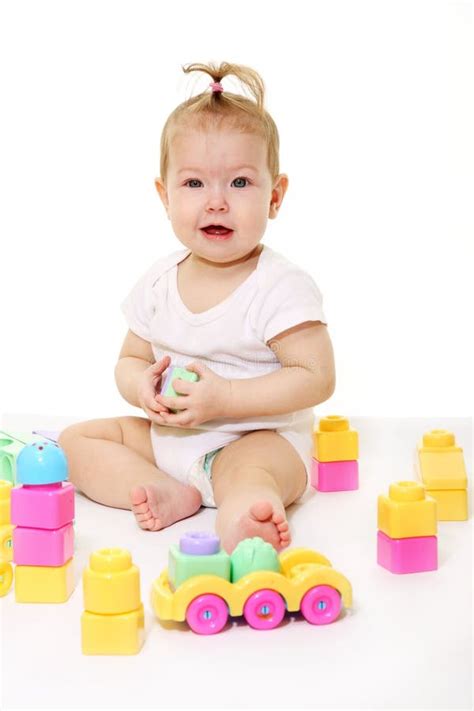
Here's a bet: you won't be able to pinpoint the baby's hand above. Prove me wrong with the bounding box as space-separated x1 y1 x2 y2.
137 356 172 425
155 361 231 428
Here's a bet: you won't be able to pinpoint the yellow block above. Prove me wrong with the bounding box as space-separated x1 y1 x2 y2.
0 523 14 563
0 561 14 597
417 430 468 489
15 558 74 603
313 416 358 462
83 548 141 614
0 480 13 526
378 481 437 539
81 604 145 655
424 489 468 521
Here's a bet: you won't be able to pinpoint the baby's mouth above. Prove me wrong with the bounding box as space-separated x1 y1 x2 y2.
201 225 234 236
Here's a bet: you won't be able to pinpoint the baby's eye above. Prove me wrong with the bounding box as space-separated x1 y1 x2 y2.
185 179 203 188
232 177 249 188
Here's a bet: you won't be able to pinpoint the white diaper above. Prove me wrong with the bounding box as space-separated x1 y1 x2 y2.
186 447 224 508
185 434 313 508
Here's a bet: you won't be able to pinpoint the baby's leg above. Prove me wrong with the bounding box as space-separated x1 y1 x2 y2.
211 430 307 553
58 417 201 530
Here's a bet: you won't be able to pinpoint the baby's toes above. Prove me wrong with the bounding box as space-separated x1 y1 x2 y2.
272 511 286 528
148 517 163 532
131 502 149 515
279 525 291 547
136 517 154 531
276 519 289 533
135 511 153 523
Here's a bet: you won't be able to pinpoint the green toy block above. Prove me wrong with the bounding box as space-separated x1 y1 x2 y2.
230 537 281 583
168 545 231 590
161 366 199 413
0 437 23 484
0 431 45 484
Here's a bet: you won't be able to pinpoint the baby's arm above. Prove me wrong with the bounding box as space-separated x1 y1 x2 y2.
228 321 335 418
115 330 155 406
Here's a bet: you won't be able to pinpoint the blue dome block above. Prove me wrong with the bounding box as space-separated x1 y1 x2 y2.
17 442 69 485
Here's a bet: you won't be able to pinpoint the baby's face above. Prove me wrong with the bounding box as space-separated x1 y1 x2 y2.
156 128 287 263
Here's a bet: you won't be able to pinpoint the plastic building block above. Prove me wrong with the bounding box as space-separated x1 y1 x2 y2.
160 365 199 412
0 480 13 525
81 604 145 655
152 535 353 634
378 481 437 539
416 430 468 521
0 437 24 484
0 480 14 565
377 530 438 574
0 561 14 597
313 416 359 462
179 531 220 555
82 548 144 655
417 430 467 487
168 543 231 590
13 523 74 567
15 558 74 602
230 537 280 583
16 441 68 485
0 524 14 563
311 459 359 492
11 482 74 529
83 548 141 614
421 489 468 521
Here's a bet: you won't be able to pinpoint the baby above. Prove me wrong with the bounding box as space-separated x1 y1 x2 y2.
59 61 335 554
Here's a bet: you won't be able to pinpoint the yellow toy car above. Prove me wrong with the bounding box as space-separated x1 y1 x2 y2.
151 534 352 635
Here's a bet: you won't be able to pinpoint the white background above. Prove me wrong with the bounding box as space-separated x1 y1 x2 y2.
0 0 472 421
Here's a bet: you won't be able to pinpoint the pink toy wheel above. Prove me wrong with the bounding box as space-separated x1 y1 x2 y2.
186 594 229 635
243 589 286 630
300 585 342 625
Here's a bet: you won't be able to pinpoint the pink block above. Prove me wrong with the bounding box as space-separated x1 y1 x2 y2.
11 483 74 530
311 458 359 491
13 523 74 566
377 530 438 574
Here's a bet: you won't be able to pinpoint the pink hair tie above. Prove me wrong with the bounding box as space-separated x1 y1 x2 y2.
210 81 224 93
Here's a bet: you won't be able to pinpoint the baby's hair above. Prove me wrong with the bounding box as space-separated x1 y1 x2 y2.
159 61 280 185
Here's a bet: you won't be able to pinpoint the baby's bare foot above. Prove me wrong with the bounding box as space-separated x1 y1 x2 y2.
221 500 291 553
130 481 202 532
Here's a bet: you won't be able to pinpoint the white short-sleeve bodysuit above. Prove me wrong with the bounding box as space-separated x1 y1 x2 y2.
121 243 327 502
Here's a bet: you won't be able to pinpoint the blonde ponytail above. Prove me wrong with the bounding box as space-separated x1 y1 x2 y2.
159 61 279 184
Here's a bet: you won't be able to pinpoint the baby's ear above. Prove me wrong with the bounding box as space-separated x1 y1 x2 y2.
154 177 166 196
154 178 170 214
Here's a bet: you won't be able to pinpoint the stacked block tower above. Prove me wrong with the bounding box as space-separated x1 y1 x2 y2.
416 429 468 521
11 441 75 603
311 416 359 491
0 479 14 596
377 481 438 574
81 548 144 655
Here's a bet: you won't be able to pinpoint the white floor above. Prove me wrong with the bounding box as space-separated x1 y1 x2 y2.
1 415 472 711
